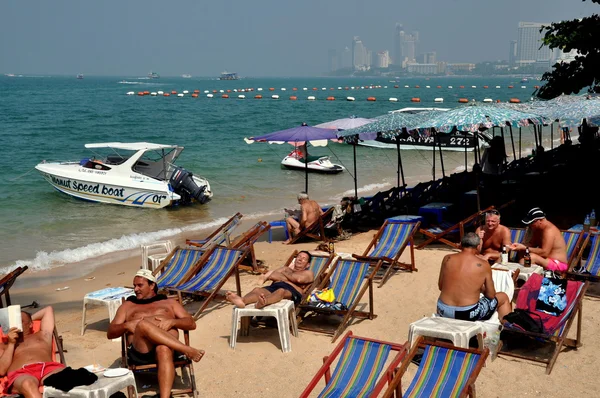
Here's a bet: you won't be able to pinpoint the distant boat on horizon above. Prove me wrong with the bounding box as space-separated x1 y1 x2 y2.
181 74 192 79
219 71 239 80
76 73 84 79
148 71 160 79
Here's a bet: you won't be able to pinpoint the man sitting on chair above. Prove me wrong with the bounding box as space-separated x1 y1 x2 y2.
107 270 203 398
226 251 314 308
284 192 323 244
475 209 512 263
0 306 65 398
437 233 512 321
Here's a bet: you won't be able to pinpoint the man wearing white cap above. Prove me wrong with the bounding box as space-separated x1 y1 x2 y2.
107 269 203 398
509 207 569 272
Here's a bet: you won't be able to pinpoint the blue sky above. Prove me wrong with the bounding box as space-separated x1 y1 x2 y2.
1 0 597 77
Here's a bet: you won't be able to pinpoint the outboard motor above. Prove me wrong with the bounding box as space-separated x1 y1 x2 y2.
169 167 209 205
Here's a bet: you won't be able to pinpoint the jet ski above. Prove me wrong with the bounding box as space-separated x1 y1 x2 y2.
280 149 344 174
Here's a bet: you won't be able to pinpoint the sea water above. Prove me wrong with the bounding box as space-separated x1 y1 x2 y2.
0 75 556 272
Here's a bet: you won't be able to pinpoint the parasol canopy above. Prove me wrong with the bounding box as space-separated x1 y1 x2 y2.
244 123 338 147
315 115 373 131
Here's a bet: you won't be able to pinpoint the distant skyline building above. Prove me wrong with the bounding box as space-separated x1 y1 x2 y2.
327 49 338 72
401 31 419 63
417 51 436 64
352 36 369 70
375 50 390 68
340 46 352 69
509 40 517 67
516 22 553 65
393 23 404 65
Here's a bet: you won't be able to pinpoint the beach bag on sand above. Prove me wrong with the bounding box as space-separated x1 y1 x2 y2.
504 309 543 333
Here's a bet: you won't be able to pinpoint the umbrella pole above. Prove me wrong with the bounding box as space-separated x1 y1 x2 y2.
353 140 358 199
432 132 436 180
533 125 539 149
551 123 554 149
464 132 468 171
519 127 522 158
396 138 400 188
509 125 516 161
438 133 445 178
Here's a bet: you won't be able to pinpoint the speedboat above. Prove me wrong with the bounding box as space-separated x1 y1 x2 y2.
280 149 344 174
35 142 212 209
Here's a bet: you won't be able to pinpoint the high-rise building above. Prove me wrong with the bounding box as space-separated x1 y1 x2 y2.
516 22 553 65
509 40 517 67
327 49 338 72
402 31 419 63
374 51 390 68
340 47 352 69
393 23 404 65
352 36 369 70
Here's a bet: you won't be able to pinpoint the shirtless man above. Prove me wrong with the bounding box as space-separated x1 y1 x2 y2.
107 269 203 398
510 207 569 272
475 209 511 263
0 306 64 398
437 232 512 321
284 192 324 244
226 250 314 308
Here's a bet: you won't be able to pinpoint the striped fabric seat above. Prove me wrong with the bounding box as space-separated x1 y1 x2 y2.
562 230 583 265
186 212 243 249
170 247 244 292
404 345 481 398
318 338 392 398
370 221 415 259
310 254 331 277
329 259 371 308
509 228 526 262
156 248 206 288
580 232 600 275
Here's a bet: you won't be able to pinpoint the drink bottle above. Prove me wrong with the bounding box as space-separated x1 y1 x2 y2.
584 214 591 232
523 248 531 267
590 209 596 227
500 245 508 264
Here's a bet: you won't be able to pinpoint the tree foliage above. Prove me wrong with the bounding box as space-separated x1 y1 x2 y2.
537 0 600 99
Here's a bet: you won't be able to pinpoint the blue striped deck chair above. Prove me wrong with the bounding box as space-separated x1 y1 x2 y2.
383 337 488 398
353 220 421 287
569 233 600 291
508 227 527 262
561 229 584 267
299 257 383 343
167 246 249 319
154 247 213 289
300 331 409 398
186 212 243 249
499 273 588 374
230 221 271 274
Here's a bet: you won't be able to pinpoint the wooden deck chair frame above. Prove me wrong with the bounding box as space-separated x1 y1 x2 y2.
297 257 383 343
286 207 334 245
120 297 201 397
0 266 28 308
382 336 489 398
353 220 421 288
498 279 588 374
167 247 251 320
153 245 218 289
229 221 271 274
185 212 243 249
416 205 495 250
561 229 585 269
299 331 409 398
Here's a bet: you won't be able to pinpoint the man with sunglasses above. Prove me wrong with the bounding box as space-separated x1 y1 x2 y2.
475 209 512 264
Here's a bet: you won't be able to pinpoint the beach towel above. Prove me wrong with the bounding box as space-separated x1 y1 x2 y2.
536 277 568 316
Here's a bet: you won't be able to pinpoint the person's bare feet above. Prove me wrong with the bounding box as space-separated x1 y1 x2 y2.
282 239 291 244
226 291 245 308
184 347 205 362
255 293 267 309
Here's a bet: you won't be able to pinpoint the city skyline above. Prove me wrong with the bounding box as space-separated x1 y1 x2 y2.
1 0 597 77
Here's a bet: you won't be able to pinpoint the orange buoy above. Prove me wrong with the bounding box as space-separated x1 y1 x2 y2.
226 89 231 93
163 93 170 97
415 85 420 88
459 85 465 89
326 96 335 101
483 86 489 89
411 98 421 102
254 95 262 99
312 87 317 91
292 87 297 91
137 92 144 96
394 85 399 89
508 85 514 89
289 96 297 100
496 99 501 103
171 90 177 95
458 98 469 103
222 94 229 98
367 97 376 101
436 85 442 89
191 93 198 98
534 85 540 89
509 98 521 103
269 88 275 91
143 91 150 95
345 87 349 90
193 89 200 93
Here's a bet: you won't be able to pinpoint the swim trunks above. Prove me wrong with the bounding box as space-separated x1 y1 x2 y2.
3 361 65 393
127 344 186 365
437 296 498 321
264 281 302 305
546 258 568 272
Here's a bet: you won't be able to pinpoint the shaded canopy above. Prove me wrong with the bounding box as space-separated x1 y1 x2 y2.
244 123 338 147
315 116 373 131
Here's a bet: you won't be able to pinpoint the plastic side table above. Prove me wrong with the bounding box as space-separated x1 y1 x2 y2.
43 370 137 398
81 287 135 336
408 316 484 349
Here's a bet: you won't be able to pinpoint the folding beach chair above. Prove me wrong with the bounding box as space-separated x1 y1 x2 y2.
298 257 383 343
382 336 489 398
286 207 334 245
154 246 214 289
185 212 243 249
229 221 271 274
561 229 584 268
0 266 28 308
120 297 201 397
299 331 409 398
508 227 527 262
498 273 588 374
353 220 421 287
288 250 335 316
568 232 600 295
416 206 495 250
166 247 250 319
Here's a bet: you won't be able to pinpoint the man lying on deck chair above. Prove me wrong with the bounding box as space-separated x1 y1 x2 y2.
226 251 314 308
107 270 203 398
284 192 323 244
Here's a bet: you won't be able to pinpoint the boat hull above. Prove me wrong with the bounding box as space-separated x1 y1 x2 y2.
358 132 487 152
281 156 345 174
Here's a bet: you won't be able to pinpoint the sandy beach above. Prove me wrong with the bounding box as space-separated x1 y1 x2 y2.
8 222 600 398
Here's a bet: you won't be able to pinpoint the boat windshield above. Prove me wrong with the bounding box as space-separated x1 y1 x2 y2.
133 147 183 180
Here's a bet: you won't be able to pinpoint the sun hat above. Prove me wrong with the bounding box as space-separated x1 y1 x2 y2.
522 207 546 225
135 269 157 283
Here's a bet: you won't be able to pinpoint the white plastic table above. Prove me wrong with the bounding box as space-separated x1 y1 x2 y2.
81 287 135 336
43 369 137 398
230 299 298 353
408 316 484 349
492 262 543 283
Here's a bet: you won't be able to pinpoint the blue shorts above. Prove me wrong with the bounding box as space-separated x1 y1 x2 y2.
264 281 302 305
437 296 498 321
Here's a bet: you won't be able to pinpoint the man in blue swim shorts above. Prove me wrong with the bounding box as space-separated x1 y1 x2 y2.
437 233 512 321
226 251 314 309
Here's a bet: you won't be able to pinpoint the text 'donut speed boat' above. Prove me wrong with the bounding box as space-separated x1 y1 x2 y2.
35 142 212 209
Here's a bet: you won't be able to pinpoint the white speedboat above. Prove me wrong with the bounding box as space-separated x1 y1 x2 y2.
35 142 212 209
281 150 344 174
